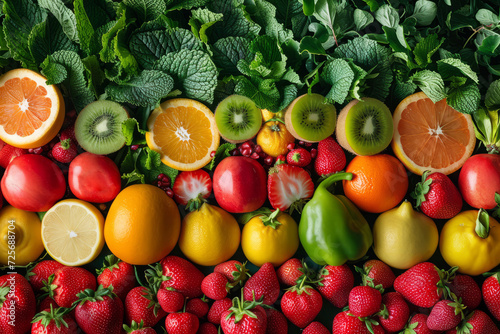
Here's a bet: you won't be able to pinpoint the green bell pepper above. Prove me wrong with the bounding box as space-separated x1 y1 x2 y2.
299 172 373 266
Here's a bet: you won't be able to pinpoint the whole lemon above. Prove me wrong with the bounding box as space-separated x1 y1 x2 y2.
104 184 180 265
372 200 438 269
0 206 44 266
178 203 240 266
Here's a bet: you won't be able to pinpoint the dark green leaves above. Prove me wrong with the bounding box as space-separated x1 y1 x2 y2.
120 146 178 185
321 59 354 104
486 79 500 110
122 0 165 22
38 0 79 43
411 70 446 102
208 0 260 39
212 37 251 76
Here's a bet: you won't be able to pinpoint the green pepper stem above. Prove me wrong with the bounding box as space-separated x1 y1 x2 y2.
475 209 490 239
317 172 353 193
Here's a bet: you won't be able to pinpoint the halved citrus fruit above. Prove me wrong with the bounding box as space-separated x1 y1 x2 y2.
392 92 476 175
41 199 104 266
0 68 65 148
146 98 220 171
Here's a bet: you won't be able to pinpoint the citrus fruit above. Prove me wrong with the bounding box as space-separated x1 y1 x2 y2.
0 205 44 266
256 121 295 157
146 98 220 171
372 201 438 269
392 92 476 175
104 184 180 265
0 68 65 149
343 154 408 213
41 199 104 266
178 203 240 266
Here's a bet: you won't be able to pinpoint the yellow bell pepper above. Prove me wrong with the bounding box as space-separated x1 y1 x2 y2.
440 209 500 276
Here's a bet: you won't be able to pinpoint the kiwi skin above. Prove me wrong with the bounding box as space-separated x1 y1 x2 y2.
336 97 393 156
285 93 336 143
215 95 261 144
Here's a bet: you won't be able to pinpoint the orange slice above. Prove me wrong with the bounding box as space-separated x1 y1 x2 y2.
146 98 220 171
392 92 476 175
0 68 65 148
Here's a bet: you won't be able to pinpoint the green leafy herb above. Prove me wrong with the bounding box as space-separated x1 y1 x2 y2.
205 142 236 171
38 0 79 43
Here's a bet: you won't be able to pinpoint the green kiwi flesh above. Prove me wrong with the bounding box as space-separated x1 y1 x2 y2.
75 100 129 155
336 97 393 156
215 95 261 143
285 93 336 142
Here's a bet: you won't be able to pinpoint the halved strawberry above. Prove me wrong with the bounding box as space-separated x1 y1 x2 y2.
172 170 212 210
268 164 314 214
0 140 27 168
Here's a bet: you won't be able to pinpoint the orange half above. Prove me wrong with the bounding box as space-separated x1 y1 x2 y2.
0 68 64 148
146 98 220 171
392 92 475 175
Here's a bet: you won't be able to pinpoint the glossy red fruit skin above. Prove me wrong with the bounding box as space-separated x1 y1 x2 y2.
457 310 500 334
186 298 209 318
348 285 382 318
362 259 395 290
317 264 354 308
0 274 36 334
408 314 440 334
243 262 280 306
449 274 481 310
221 305 267 334
303 321 330 334
75 295 124 334
213 156 267 213
207 298 232 325
125 286 167 328
458 154 500 209
1 154 66 212
28 260 66 293
378 292 410 332
427 300 462 331
69 152 122 203
281 287 323 328
265 308 288 334
332 310 385 333
277 258 303 286
393 262 442 308
483 273 500 321
165 312 199 334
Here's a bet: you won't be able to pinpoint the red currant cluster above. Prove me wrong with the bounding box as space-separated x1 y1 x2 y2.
156 173 174 197
230 141 275 166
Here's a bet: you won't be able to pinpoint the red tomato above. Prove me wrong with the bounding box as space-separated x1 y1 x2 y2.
1 154 66 212
69 152 121 203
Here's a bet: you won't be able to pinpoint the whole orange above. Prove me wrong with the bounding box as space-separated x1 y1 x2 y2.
343 154 408 213
104 184 181 265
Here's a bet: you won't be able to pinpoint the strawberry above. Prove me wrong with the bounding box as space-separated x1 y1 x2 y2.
403 314 440 334
220 296 268 334
267 164 314 213
348 285 382 318
243 262 280 305
0 142 27 168
314 137 346 176
411 171 462 219
202 272 229 300
125 286 167 327
482 272 500 321
60 124 76 142
123 320 157 334
172 170 212 210
332 310 385 334
207 298 232 325
303 321 330 334
52 139 78 163
0 274 36 334
74 285 124 334
186 297 209 318
214 260 249 286
31 305 78 334
317 264 354 308
287 148 312 167
277 258 303 286
394 262 454 308
42 267 96 308
427 299 464 331
165 311 200 333
96 254 136 302
158 256 204 298
198 322 218 334
26 260 66 293
281 285 322 328
38 296 59 312
377 292 409 332
357 259 395 290
157 288 185 313
449 274 481 310
265 308 288 334
452 310 500 334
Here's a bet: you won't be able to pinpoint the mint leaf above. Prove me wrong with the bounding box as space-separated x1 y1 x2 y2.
82 55 106 97
3 0 47 70
476 9 499 27
212 36 251 76
189 8 223 43
154 49 218 104
321 58 354 104
362 0 382 11
383 25 410 54
38 0 79 43
413 33 444 66
123 0 165 22
313 0 354 45
237 35 285 79
375 4 399 28
28 15 79 66
40 61 67 85
232 76 280 111
165 0 210 11
437 58 478 84
41 50 96 112
122 118 147 146
477 33 500 57
267 0 307 39
247 0 293 43
106 70 173 107
205 142 236 170
485 79 500 110
354 9 374 31
411 70 446 102
390 78 417 106
447 82 481 115
208 0 260 39
299 36 327 55
411 0 437 26
129 28 203 70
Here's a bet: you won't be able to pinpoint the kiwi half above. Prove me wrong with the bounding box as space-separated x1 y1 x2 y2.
215 95 262 143
75 100 129 155
336 97 393 156
284 93 336 143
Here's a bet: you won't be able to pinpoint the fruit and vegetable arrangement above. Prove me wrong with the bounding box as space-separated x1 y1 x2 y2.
1 0 500 333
